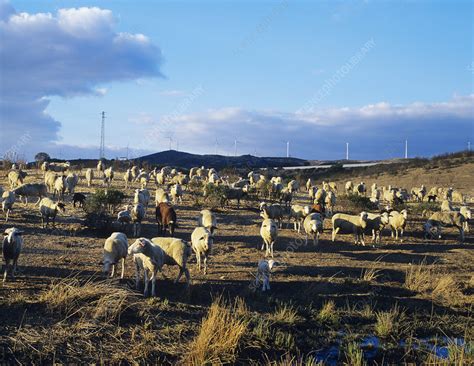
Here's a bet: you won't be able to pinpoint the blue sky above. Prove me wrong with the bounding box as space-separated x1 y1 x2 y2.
1 0 473 161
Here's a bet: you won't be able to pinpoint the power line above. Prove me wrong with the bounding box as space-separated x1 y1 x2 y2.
99 111 105 159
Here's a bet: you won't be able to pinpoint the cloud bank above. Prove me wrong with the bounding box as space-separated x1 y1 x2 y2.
0 1 162 159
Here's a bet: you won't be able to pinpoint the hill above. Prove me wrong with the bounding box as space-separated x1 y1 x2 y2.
136 150 309 169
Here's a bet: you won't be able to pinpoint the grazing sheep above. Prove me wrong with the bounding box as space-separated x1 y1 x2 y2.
365 212 390 244
303 212 324 245
288 204 310 233
197 209 217 233
65 173 79 194
260 218 278 257
131 166 139 180
72 193 86 208
451 190 465 204
306 178 313 192
287 180 300 194
224 187 247 207
128 238 165 297
103 167 114 186
155 188 170 205
117 206 132 224
2 227 24 283
328 182 338 193
331 212 368 245
155 202 177 236
345 181 354 195
441 199 453 212
102 232 128 279
85 168 94 187
13 183 47 205
255 259 275 292
134 188 151 207
411 185 426 202
44 171 57 193
2 191 16 222
8 170 26 189
308 186 318 201
388 209 408 241
460 206 471 232
136 171 150 189
97 160 104 176
314 188 327 205
170 183 183 204
131 203 146 237
278 187 293 207
425 211 465 242
191 227 213 274
260 202 285 228
41 161 49 174
39 198 66 228
325 191 337 217
353 182 366 196
123 169 133 189
53 175 66 199
150 237 192 285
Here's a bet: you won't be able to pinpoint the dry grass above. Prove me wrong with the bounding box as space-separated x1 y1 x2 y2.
182 296 249 365
344 341 366 366
360 266 381 282
405 260 435 293
375 305 401 338
264 353 322 365
39 277 136 321
432 275 465 306
269 303 301 324
317 300 340 325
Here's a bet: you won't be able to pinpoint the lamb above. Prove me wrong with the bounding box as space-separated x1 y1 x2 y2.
44 171 58 193
303 212 324 245
306 178 313 192
411 185 426 202
191 227 213 274
155 188 170 205
155 202 177 236
39 198 66 228
2 227 24 283
287 180 300 194
12 183 47 205
459 206 471 232
123 169 133 189
103 167 114 186
197 209 217 233
425 211 465 242
170 183 183 204
131 203 146 237
128 238 165 297
72 193 86 208
353 182 366 196
345 181 354 195
288 204 310 233
97 160 104 176
365 212 390 244
331 212 368 245
102 232 128 279
260 218 278 257
150 237 192 285
255 259 275 292
53 175 66 199
260 202 285 228
8 170 26 188
85 168 94 187
325 191 337 217
388 209 408 241
2 191 16 222
65 173 79 194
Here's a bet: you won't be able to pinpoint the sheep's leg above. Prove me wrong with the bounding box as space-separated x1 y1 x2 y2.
184 268 191 286
174 269 183 284
314 232 319 246
151 272 157 297
459 228 465 242
120 258 125 279
203 255 208 275
395 229 399 241
143 270 149 297
5 209 9 222
261 240 265 251
110 264 115 278
305 235 308 245
361 233 365 246
332 228 339 242
270 242 274 258
135 263 141 290
35 197 41 206
3 266 8 283
196 252 201 272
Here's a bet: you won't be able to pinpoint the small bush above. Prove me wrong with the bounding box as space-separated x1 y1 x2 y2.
203 183 228 209
405 260 434 293
343 195 379 212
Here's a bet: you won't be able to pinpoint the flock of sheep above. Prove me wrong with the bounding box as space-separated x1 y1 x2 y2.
1 161 471 293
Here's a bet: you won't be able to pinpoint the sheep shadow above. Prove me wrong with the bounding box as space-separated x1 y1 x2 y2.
338 251 440 265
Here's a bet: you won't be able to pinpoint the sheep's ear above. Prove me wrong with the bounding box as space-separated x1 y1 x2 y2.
98 260 103 265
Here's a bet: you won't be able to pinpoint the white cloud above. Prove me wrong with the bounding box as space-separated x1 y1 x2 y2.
0 2 162 158
159 90 187 97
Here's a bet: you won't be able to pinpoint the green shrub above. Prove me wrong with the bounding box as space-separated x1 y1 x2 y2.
343 195 379 212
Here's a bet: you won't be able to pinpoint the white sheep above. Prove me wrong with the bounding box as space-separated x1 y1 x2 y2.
345 181 354 195
388 209 408 241
306 178 313 192
441 200 453 212
255 259 275 292
136 171 149 189
197 209 217 233
155 188 170 205
103 232 128 279
288 204 310 233
97 160 104 176
411 185 426 202
8 170 26 189
287 180 300 194
134 188 151 207
53 175 66 199
103 167 114 186
128 237 165 297
2 191 16 222
124 169 133 189
303 212 324 245
460 206 471 232
150 237 192 286
425 211 465 242
260 218 278 257
131 203 146 237
2 227 24 283
13 183 47 205
191 227 213 274
39 197 66 228
65 173 79 194
353 182 366 196
365 212 390 244
325 191 337 217
260 202 284 228
85 168 94 187
170 183 183 204
331 212 369 245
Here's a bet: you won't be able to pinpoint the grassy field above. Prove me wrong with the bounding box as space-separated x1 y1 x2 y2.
0 157 473 364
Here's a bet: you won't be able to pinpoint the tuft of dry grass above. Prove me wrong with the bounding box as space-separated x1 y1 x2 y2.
182 296 249 365
317 300 340 325
269 303 301 324
375 305 401 338
432 275 465 306
264 352 322 366
405 260 434 293
344 341 366 366
39 277 135 321
360 266 381 282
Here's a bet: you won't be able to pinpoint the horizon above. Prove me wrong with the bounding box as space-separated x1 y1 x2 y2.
1 0 473 161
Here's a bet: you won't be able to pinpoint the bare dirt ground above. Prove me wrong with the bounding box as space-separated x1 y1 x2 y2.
0 162 473 365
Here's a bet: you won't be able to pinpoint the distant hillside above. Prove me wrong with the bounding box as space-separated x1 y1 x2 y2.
136 150 309 169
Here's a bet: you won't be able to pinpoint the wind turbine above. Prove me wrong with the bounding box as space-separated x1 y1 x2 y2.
214 137 219 155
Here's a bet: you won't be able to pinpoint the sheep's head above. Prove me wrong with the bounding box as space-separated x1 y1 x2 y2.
3 227 23 243
360 212 368 221
259 202 268 211
128 237 149 256
381 212 390 225
57 202 66 212
401 209 408 219
197 229 213 251
268 259 276 270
